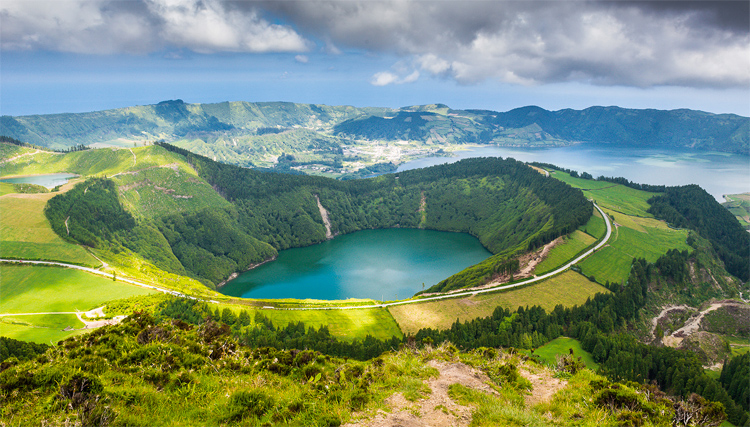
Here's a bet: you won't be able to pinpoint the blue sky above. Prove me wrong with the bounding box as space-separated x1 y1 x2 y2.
2 1 748 116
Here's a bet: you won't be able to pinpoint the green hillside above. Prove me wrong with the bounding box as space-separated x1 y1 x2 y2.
2 139 749 426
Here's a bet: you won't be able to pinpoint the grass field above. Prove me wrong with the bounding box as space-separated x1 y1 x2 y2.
535 230 596 275
254 306 403 342
579 208 690 285
723 193 750 228
551 171 656 217
524 337 598 370
389 270 609 335
0 193 100 266
0 264 156 314
0 318 88 344
0 182 15 196
0 264 158 343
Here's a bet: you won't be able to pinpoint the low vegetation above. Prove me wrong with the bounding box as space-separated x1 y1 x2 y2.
0 193 100 267
389 270 608 335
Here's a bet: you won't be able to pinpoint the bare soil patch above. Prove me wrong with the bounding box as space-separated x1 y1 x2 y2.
343 360 495 427
519 365 567 407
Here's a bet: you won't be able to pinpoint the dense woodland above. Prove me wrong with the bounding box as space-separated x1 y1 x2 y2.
648 185 750 282
152 142 591 291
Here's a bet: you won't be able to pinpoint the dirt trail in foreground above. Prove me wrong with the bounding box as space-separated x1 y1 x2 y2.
344 359 567 427
343 360 493 427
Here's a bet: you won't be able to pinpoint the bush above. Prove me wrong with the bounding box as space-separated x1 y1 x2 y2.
221 389 275 422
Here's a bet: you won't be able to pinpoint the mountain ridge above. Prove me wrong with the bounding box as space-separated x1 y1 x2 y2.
2 101 747 157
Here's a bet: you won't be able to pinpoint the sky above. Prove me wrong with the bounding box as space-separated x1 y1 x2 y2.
1 0 749 117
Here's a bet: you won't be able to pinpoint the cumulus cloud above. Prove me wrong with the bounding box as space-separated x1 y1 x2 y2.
263 0 749 89
0 0 310 54
371 70 419 86
295 54 309 63
2 0 748 88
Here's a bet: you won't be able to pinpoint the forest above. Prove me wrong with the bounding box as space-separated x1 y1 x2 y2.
45 142 586 291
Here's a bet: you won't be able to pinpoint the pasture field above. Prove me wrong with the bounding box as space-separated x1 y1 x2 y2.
0 193 99 267
579 209 690 285
0 317 88 344
534 230 596 275
0 182 14 196
723 193 750 228
246 305 402 342
581 208 606 240
115 163 231 219
389 270 609 335
550 171 614 190
524 337 598 370
583 185 654 217
0 145 187 179
551 171 656 217
0 264 156 314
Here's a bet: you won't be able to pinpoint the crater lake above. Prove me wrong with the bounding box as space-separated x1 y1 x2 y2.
219 228 492 300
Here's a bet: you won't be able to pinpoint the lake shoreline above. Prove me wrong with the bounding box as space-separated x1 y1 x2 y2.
217 255 278 289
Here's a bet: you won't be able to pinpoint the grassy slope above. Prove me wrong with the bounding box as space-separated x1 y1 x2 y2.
389 270 608 335
2 321 667 427
723 193 750 228
0 264 156 343
0 190 99 267
222 305 403 342
525 337 599 370
0 265 155 314
552 171 691 285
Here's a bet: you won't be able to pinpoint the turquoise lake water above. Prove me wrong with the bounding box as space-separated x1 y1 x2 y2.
0 173 78 188
219 228 491 300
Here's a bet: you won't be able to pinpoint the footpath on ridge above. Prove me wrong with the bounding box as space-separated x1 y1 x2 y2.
0 202 611 312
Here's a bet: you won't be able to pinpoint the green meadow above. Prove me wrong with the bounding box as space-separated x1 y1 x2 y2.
551 171 655 217
579 209 690 285
389 270 609 335
0 317 88 344
251 306 402 342
0 264 156 314
525 336 598 370
535 230 597 275
0 193 100 267
550 171 690 285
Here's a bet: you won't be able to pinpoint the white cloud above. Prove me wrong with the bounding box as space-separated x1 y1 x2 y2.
371 71 399 86
0 0 310 54
295 55 309 63
371 70 420 86
1 0 747 88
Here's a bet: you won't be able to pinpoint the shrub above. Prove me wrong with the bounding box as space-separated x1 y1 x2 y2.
221 389 275 422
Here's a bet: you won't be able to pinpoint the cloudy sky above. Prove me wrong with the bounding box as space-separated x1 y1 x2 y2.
1 0 748 116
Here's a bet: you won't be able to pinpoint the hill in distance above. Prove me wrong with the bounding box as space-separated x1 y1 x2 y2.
2 101 747 173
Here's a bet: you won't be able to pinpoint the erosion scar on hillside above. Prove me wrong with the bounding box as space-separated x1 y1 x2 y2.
315 194 333 239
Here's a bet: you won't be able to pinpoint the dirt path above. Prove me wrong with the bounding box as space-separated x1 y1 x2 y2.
343 360 496 427
519 365 567 407
315 194 333 239
650 304 691 340
0 149 44 164
656 301 744 347
128 148 136 167
75 306 126 329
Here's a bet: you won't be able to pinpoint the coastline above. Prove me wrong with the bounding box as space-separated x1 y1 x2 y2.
216 255 277 288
